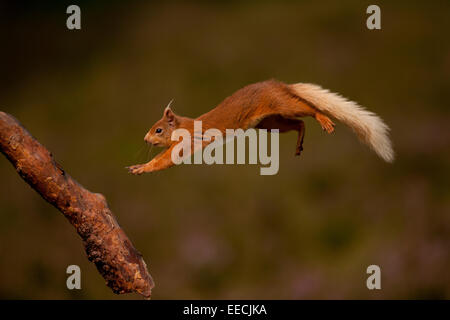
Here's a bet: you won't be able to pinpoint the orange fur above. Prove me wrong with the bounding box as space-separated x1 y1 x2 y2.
127 79 390 175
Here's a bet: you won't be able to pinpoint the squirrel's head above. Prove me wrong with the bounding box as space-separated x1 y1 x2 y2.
144 102 179 147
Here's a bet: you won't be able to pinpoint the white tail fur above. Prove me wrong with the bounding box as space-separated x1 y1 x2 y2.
290 83 394 162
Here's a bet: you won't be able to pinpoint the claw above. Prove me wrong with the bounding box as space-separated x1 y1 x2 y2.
126 164 146 175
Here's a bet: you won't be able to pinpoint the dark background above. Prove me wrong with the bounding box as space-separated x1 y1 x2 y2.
0 0 449 299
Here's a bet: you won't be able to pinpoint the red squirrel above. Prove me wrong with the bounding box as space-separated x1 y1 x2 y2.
127 79 394 175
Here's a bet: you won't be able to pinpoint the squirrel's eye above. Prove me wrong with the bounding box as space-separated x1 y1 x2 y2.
155 128 163 134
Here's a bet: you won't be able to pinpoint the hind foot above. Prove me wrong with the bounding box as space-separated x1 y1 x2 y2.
315 113 335 134
295 145 303 156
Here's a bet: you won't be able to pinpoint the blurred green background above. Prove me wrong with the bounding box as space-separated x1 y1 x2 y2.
0 0 449 299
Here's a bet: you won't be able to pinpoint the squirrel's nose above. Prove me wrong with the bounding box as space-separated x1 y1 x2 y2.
144 133 152 145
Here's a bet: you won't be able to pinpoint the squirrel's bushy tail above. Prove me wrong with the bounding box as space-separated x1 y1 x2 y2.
290 83 394 162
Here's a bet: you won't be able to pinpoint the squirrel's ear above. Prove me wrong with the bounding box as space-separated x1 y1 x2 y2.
164 104 175 122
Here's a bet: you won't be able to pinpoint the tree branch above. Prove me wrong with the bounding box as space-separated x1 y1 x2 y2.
0 111 154 298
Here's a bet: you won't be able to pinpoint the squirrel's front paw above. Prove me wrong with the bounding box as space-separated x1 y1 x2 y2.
126 164 148 175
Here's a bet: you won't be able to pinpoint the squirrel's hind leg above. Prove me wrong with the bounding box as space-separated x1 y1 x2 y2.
294 120 305 156
315 112 335 134
256 115 305 156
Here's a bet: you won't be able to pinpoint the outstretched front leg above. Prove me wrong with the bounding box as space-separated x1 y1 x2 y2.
127 146 176 175
256 115 305 156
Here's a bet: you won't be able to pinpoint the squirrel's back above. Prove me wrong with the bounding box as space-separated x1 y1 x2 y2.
198 80 299 129
197 79 394 162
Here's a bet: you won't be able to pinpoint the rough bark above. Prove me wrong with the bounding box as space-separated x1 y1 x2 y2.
0 111 154 298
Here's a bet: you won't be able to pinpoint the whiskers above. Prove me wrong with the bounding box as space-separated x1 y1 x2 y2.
146 144 154 162
133 142 154 162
